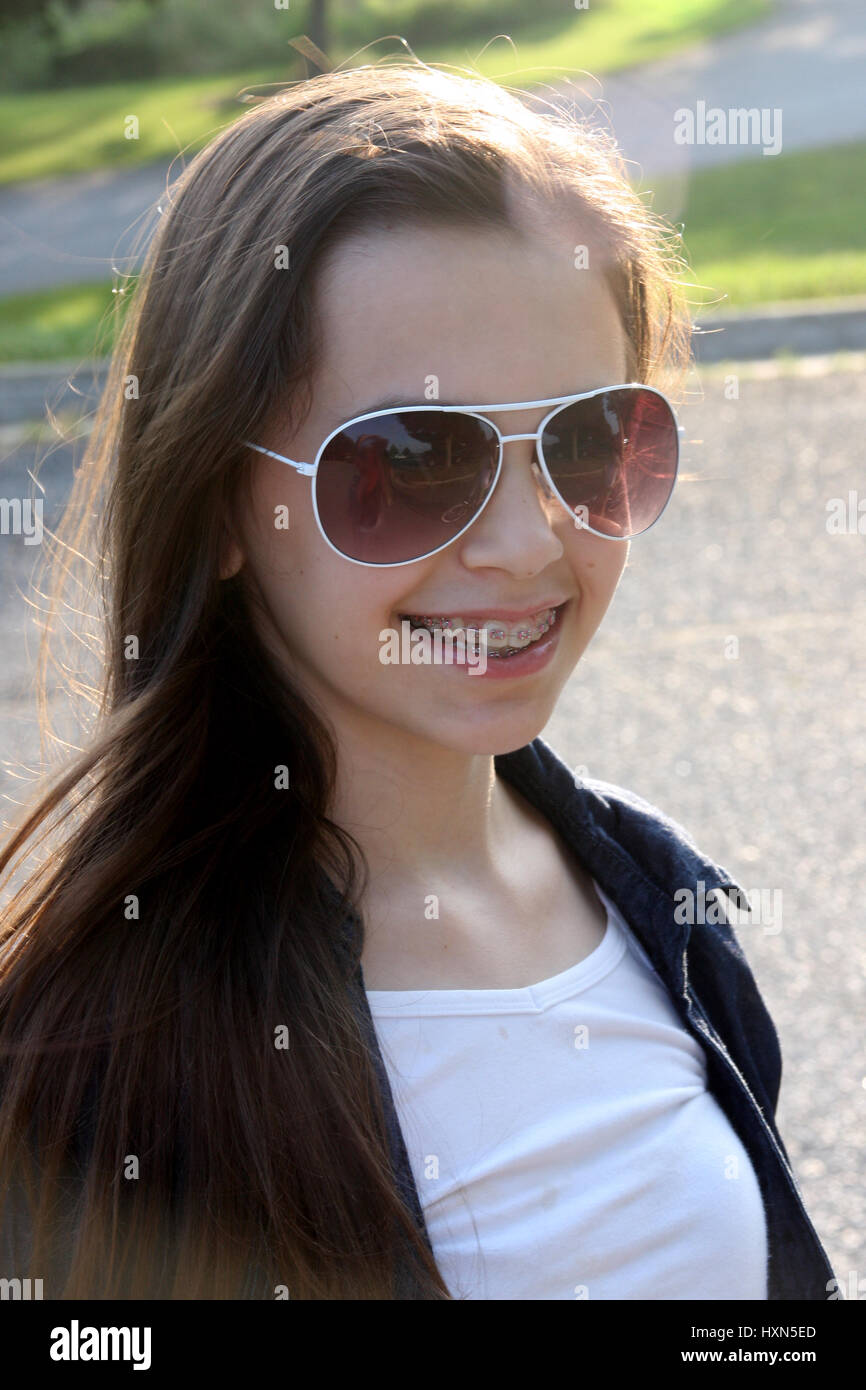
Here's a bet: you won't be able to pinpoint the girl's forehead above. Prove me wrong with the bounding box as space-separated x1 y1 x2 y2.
309 224 628 418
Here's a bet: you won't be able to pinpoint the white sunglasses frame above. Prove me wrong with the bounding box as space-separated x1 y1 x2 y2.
243 381 682 568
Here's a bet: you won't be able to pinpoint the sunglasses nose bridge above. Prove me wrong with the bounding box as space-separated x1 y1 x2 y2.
497 430 539 444
490 425 560 509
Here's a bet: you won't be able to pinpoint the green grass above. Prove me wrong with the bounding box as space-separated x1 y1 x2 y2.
4 135 863 364
0 0 770 186
642 141 866 309
0 282 128 363
0 69 284 185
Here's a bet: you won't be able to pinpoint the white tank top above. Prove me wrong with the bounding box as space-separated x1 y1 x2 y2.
366 879 768 1300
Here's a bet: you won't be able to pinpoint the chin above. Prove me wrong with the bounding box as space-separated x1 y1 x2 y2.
423 703 560 758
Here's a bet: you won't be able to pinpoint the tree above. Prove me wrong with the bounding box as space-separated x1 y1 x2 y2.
308 0 328 57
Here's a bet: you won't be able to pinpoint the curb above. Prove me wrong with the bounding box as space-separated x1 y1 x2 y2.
1 298 866 426
692 296 866 364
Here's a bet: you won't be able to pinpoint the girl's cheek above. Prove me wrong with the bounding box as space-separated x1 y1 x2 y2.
566 532 628 588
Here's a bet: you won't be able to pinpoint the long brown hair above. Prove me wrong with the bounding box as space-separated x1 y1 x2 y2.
0 59 692 1298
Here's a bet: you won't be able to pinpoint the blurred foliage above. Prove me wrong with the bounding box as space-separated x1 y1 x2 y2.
0 0 770 185
1 0 556 89
0 0 293 88
0 0 769 91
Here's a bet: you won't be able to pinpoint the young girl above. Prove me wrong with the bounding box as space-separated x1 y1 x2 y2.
0 60 835 1300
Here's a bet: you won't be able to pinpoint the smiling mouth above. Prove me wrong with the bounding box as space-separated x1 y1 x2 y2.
397 604 564 659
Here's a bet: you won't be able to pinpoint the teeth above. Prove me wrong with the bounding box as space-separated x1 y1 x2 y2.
402 606 559 654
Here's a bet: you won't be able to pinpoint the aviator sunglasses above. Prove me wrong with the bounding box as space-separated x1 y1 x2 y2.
244 382 680 567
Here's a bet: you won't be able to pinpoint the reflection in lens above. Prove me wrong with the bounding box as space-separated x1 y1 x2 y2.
541 388 678 538
316 412 499 563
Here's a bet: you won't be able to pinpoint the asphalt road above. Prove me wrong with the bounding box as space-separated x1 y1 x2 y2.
553 0 866 176
0 366 863 1293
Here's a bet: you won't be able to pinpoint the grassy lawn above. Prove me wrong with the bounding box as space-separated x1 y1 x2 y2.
644 141 866 310
0 70 282 186
2 137 862 365
0 0 770 186
0 283 126 363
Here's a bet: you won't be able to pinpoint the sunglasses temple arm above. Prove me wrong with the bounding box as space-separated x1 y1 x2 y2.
242 441 317 476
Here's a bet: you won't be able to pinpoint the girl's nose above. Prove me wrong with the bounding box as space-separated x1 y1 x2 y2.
494 426 560 508
530 455 558 505
456 438 566 573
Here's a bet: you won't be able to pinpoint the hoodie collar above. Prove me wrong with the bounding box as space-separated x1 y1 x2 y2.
493 736 748 997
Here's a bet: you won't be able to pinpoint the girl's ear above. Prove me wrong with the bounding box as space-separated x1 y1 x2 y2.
219 531 245 580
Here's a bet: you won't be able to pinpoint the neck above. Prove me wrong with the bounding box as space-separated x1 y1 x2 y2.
328 722 523 896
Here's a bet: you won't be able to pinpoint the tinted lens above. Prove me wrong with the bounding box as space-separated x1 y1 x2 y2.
540 387 678 538
315 411 499 564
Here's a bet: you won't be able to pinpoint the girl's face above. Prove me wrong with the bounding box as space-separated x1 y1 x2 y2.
232 218 631 757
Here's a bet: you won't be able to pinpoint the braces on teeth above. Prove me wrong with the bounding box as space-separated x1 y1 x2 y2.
403 606 558 658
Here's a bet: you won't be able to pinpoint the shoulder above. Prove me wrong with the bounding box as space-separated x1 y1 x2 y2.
498 738 785 1119
497 738 785 1119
